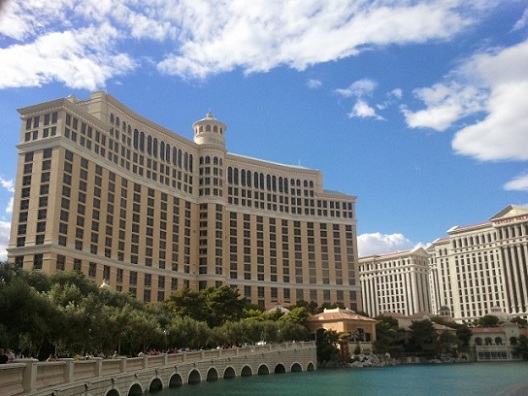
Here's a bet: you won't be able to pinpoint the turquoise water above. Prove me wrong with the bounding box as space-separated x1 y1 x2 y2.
159 362 528 396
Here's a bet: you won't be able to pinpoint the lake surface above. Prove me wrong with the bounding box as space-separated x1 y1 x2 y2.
158 362 528 396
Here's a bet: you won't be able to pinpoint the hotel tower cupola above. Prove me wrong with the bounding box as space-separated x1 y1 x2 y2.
193 111 227 147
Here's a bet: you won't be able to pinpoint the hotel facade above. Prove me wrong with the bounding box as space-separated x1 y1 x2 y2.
359 248 432 317
358 205 528 323
428 205 528 323
7 91 361 310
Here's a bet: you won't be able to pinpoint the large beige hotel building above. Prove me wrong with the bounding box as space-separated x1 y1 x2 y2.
357 205 528 323
7 91 361 310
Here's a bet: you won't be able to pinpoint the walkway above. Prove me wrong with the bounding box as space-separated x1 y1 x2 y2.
0 341 316 396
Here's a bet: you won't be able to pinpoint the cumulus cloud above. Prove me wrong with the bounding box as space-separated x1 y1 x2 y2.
512 7 528 31
335 78 377 98
0 1 489 87
402 82 487 131
504 173 528 191
0 23 136 90
403 39 528 169
0 177 14 193
0 220 10 261
307 79 322 89
348 99 384 120
357 232 417 257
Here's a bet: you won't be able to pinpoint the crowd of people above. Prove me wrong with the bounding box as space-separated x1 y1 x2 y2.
0 348 15 364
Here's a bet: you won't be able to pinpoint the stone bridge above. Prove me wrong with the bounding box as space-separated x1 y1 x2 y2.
0 341 316 396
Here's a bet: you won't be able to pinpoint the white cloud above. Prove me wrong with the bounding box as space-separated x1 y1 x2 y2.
0 177 14 193
451 41 528 161
389 88 402 100
0 1 494 86
402 82 487 131
504 173 528 191
335 78 377 98
0 24 136 90
357 232 417 257
403 39 528 164
307 79 322 89
0 220 10 261
512 7 528 31
348 99 383 120
6 197 13 214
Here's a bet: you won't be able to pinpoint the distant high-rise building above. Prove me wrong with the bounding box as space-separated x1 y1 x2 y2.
7 91 361 309
429 205 528 323
359 247 431 317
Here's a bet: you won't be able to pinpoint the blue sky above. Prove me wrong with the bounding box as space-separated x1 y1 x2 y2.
0 1 527 260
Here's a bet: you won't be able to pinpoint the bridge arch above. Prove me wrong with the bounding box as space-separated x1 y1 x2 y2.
206 367 219 381
223 366 236 379
169 373 183 388
149 377 163 392
274 363 286 374
188 369 202 384
307 362 315 371
241 365 253 377
104 389 120 396
290 362 303 372
257 364 270 375
127 383 143 396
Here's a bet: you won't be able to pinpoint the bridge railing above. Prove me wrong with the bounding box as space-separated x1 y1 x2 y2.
0 341 315 396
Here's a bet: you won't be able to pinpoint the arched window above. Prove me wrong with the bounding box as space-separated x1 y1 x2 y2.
260 173 264 189
153 138 158 158
475 337 482 346
278 177 283 193
147 136 152 155
206 125 211 132
205 156 210 164
254 172 259 188
189 155 193 172
266 174 271 191
241 170 246 186
213 157 219 165
246 170 251 187
272 175 276 192
178 149 182 167
139 132 145 152
495 337 502 345
184 152 188 170
284 178 289 193
228 167 233 184
133 129 139 149
485 337 492 345
160 141 165 160
166 144 171 162
234 168 239 185
510 336 517 345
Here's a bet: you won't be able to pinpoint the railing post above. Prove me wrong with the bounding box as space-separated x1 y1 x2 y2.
65 359 75 383
22 359 38 394
95 358 103 377
120 357 127 373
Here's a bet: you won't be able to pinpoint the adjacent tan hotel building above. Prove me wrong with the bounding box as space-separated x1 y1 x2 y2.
358 205 528 323
359 247 431 317
428 205 528 323
7 91 361 310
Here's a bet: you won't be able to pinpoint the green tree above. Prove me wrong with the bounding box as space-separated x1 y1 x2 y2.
455 324 473 351
316 329 340 363
374 315 404 357
407 319 438 357
515 335 528 360
477 315 500 327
